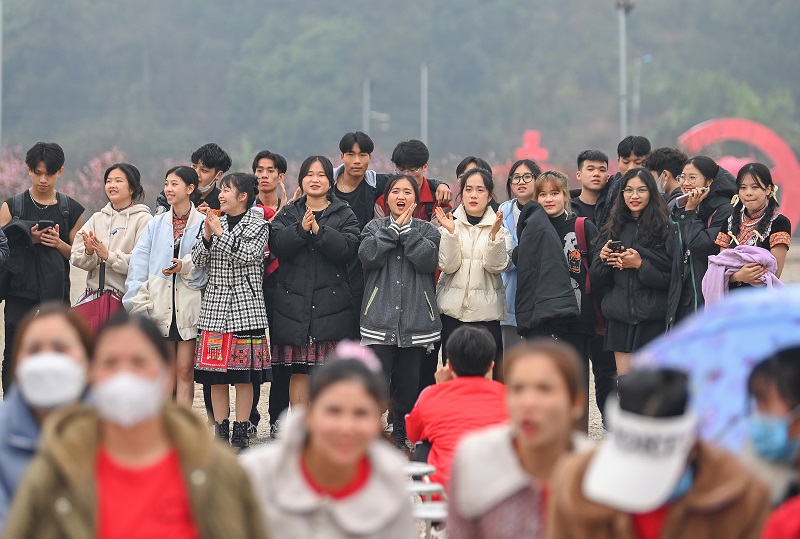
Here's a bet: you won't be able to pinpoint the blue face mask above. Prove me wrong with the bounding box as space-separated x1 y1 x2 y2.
666 465 694 503
748 413 800 463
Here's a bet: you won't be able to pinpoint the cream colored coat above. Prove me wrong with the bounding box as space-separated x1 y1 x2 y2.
241 412 415 539
70 203 153 294
436 205 513 322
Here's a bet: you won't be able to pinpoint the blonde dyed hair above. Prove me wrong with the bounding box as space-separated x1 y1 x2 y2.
534 170 572 214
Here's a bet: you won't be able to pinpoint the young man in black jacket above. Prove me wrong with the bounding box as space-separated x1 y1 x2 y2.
643 147 688 211
594 136 651 228
155 143 232 214
0 142 85 392
570 149 619 426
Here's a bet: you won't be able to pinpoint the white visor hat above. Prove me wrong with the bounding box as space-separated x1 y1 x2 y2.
582 399 698 513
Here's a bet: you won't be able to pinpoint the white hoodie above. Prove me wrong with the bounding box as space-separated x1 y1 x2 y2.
71 203 153 294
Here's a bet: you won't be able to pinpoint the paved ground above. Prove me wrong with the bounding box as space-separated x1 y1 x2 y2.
3 249 800 444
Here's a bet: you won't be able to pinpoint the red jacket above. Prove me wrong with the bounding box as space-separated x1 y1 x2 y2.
406 376 507 491
762 494 800 539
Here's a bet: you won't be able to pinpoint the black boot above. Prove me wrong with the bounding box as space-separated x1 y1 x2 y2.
392 418 409 452
215 419 230 443
231 421 250 452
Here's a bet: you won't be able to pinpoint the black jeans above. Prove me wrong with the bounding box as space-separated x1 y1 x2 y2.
440 315 503 380
2 298 38 395
589 334 617 419
268 364 291 426
371 345 424 420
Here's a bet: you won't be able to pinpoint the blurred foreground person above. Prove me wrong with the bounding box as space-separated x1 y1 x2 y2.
4 312 266 539
446 339 589 538
242 357 415 539
741 346 800 506
548 369 770 539
0 304 92 531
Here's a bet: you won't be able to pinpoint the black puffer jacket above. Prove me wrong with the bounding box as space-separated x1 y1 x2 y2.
269 197 360 347
672 167 736 313
590 216 682 327
512 202 580 336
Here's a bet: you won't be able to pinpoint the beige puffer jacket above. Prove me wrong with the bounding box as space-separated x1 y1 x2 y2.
436 205 512 322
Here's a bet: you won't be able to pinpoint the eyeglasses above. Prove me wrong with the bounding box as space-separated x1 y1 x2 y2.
395 166 422 175
677 174 702 183
622 187 649 196
510 173 535 185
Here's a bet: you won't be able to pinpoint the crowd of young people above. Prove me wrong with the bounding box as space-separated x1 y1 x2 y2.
0 134 796 538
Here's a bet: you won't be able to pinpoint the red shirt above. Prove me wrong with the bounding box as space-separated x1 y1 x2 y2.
631 505 671 539
96 449 198 539
301 455 371 499
762 495 800 539
406 376 507 491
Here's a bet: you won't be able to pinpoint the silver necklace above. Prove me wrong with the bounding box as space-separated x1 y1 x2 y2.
28 189 56 211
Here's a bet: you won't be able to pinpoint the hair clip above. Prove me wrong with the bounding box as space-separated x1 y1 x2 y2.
772 185 779 201
334 341 382 373
730 194 740 206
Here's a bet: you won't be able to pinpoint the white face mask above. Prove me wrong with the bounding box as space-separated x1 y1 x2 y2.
16 352 86 410
197 179 216 194
93 372 167 428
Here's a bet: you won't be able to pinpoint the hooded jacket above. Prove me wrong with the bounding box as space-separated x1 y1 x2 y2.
123 207 207 340
70 203 152 294
2 404 268 539
269 196 361 347
240 411 415 539
547 442 771 539
358 216 442 347
672 167 736 309
512 202 580 335
590 217 683 328
436 205 512 322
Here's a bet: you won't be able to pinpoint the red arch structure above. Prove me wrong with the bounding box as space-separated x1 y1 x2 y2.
678 118 800 231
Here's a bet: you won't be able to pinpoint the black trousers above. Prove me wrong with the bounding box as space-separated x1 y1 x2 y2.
417 341 441 395
371 345 424 420
268 363 291 426
2 298 38 395
589 334 617 419
440 315 503 379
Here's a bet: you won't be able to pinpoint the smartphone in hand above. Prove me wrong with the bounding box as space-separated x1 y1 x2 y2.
609 240 624 252
37 220 55 230
164 261 179 272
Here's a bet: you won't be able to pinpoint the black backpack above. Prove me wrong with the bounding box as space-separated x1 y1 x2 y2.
9 191 71 223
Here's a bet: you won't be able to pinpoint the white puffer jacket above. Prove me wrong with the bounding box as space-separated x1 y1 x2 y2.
436 205 513 322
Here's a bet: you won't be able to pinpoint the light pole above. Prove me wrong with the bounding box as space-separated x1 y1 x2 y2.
617 0 634 140
362 78 371 133
420 63 429 144
631 54 653 135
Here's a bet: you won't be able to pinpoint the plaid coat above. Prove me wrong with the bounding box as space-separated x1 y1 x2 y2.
191 207 269 333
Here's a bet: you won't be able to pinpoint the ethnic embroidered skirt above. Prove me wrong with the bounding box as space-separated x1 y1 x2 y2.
194 328 272 384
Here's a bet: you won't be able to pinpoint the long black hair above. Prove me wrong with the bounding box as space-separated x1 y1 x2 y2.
730 162 779 239
600 168 671 249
